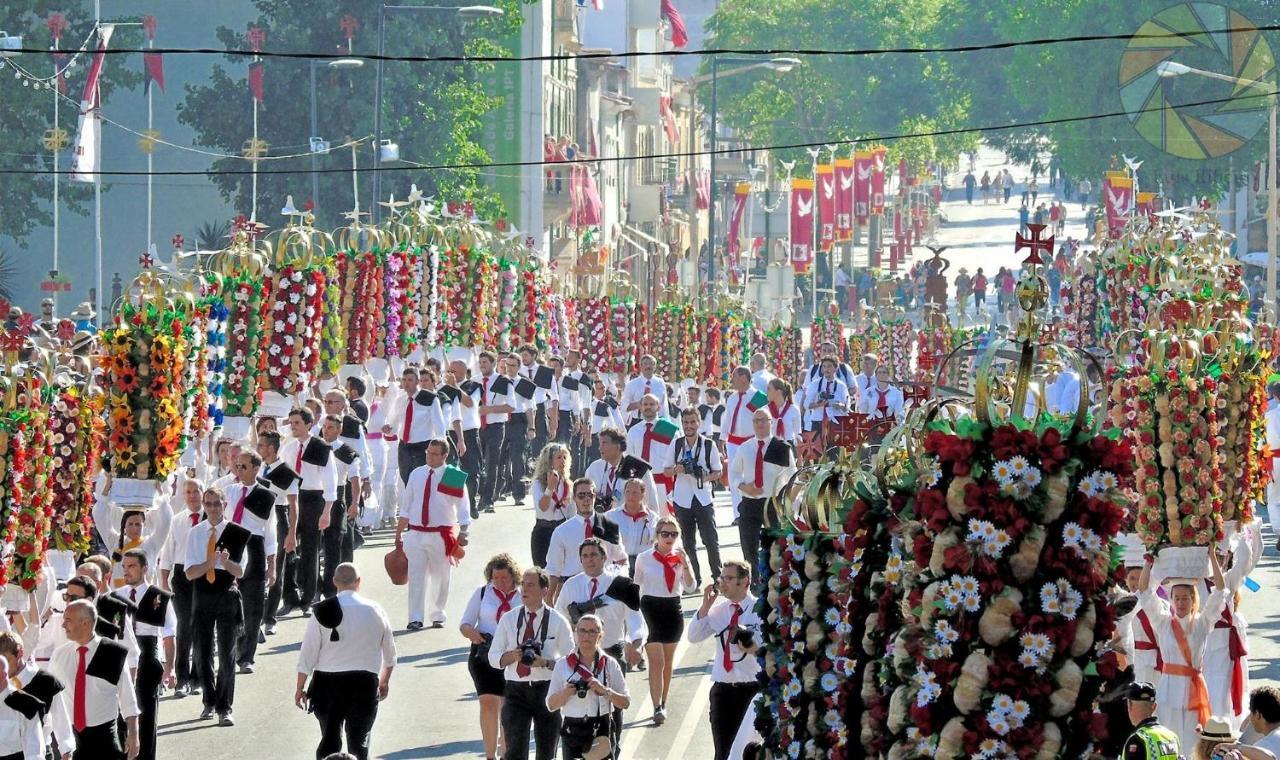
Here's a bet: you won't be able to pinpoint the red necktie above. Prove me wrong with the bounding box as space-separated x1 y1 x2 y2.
130 588 137 603
419 470 434 527
589 578 598 599
515 611 537 678
642 422 654 461
606 466 617 496
724 603 742 672
294 441 304 472
481 377 490 429
877 388 889 415
493 588 516 619
402 397 414 442
190 512 200 528
729 395 745 437
754 441 765 488
584 516 593 540
232 488 247 524
73 645 88 731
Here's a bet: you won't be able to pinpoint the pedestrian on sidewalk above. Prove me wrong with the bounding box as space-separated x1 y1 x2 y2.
1049 201 1061 236
1018 203 1030 235
1029 177 1039 206
971 268 988 316
953 268 971 317
1078 178 1093 210
962 170 976 204
979 171 991 204
1002 168 1014 203
992 171 1004 205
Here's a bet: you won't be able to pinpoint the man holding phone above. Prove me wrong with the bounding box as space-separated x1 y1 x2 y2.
687 560 761 760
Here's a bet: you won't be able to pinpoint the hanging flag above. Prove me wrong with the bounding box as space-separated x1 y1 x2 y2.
790 178 815 274
727 182 750 258
592 0 604 9
143 51 166 94
817 163 835 252
658 93 680 144
853 150 872 224
1136 191 1157 220
693 169 710 210
248 60 265 103
50 52 69 95
835 158 854 241
870 148 887 214
661 0 689 48
70 25 115 183
1102 171 1132 238
1254 160 1268 194
571 165 603 228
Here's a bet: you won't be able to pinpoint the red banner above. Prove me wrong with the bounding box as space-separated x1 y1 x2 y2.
790 178 815 273
871 148 887 214
817 164 835 252
1102 171 1132 238
835 158 853 241
1136 191 1157 220
854 150 872 224
727 181 750 258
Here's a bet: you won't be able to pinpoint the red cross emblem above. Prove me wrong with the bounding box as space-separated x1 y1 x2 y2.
171 233 185 251
1014 223 1054 266
1 333 24 353
246 26 267 52
57 320 75 342
138 252 155 269
340 14 360 40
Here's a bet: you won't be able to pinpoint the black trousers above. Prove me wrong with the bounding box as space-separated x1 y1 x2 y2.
170 564 196 688
321 487 348 599
559 717 610 760
135 635 163 760
296 490 325 609
710 682 759 760
532 403 549 459
737 497 768 572
501 680 560 760
398 441 428 485
73 720 122 760
308 670 379 760
676 497 722 583
192 584 242 714
460 428 482 513
237 536 267 665
530 519 564 570
478 423 506 508
585 434 601 469
502 417 530 499
265 503 293 624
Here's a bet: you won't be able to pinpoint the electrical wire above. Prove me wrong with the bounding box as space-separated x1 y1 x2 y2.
12 22 1280 64
1 89 1272 177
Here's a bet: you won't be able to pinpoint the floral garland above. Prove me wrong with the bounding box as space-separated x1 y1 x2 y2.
338 249 379 364
886 320 915 380
318 256 344 377
519 266 539 348
442 246 466 348
703 314 723 382
811 315 847 362
609 301 633 375
632 303 649 375
652 306 674 377
1216 361 1267 524
11 392 51 593
679 306 700 381
384 249 403 359
264 264 326 394
581 297 609 372
221 275 266 417
203 295 228 430
183 298 210 441
495 260 518 351
398 247 420 356
548 294 571 356
423 244 442 348
0 423 26 588
48 389 102 554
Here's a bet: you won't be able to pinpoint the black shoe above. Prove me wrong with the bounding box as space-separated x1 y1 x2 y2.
219 712 235 727
484 505 496 514
276 602 297 617
258 628 267 644
200 706 215 720
470 505 480 520
430 621 444 629
265 623 277 636
407 621 424 631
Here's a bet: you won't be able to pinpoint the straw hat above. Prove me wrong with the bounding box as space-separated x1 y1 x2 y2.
1198 716 1237 742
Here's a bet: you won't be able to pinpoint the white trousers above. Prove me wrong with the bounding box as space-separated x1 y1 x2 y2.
359 439 390 528
726 443 742 518
404 529 452 625
379 441 401 524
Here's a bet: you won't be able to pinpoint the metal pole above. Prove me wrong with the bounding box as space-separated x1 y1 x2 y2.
146 32 154 251
51 42 60 314
1269 99 1277 321
93 0 103 325
372 5 387 223
311 62 320 217
708 57 719 301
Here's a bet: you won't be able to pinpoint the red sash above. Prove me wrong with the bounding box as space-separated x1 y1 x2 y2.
1134 609 1164 673
409 525 461 565
1215 607 1248 715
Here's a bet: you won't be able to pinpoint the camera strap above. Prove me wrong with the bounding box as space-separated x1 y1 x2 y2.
516 606 552 647
568 650 608 718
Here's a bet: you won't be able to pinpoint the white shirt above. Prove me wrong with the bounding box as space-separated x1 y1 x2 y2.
664 435 722 510
687 593 762 684
457 382 482 431
383 391 449 444
487 604 573 683
339 420 374 479
50 636 140 725
397 465 470 530
858 384 905 420
184 519 238 574
279 436 338 499
584 459 661 514
297 590 397 676
326 438 360 486
554 571 647 649
730 436 796 498
750 369 775 393
767 401 802 442
507 373 537 415
621 375 667 421
554 374 582 415
461 584 521 638
15 663 74 754
603 507 657 558
589 401 625 434
719 391 756 444
1044 371 1081 416
530 477 573 523
91 498 173 588
518 363 551 407
259 458 300 506
223 482 278 556
633 548 689 597
804 376 851 426
0 685 46 759
545 514 628 578
545 651 628 719
851 372 874 401
477 373 511 426
626 417 675 469
113 582 176 640
159 508 204 573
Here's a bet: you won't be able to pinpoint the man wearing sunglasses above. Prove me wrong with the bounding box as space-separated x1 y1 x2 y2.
687 560 761 760
545 481 625 599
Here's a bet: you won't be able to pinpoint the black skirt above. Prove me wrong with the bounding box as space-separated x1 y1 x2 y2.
468 643 506 697
640 595 683 644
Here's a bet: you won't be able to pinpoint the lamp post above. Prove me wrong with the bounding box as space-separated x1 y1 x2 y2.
1157 60 1277 319
311 57 365 220
702 56 800 299
372 3 504 222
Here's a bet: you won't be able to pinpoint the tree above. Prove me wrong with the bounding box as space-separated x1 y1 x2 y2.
0 6 141 246
176 0 525 229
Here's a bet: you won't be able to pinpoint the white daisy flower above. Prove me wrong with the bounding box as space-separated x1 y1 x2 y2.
1078 478 1100 497
824 608 842 627
1008 456 1029 475
1083 531 1103 554
1022 466 1042 487
957 576 980 597
962 594 981 613
992 460 1014 484
991 693 1014 713
821 672 840 692
1098 470 1118 490
989 715 1010 736
967 518 986 541
1017 650 1038 669
1009 700 1030 725
990 530 1012 553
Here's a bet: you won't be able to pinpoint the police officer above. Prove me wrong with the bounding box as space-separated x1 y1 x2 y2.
1121 682 1181 760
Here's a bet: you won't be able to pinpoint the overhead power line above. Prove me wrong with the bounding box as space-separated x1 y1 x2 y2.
11 23 1280 65
0 90 1272 178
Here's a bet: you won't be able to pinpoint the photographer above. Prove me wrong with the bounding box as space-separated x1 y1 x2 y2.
803 357 850 432
663 408 723 586
545 615 630 760
490 568 573 760
461 554 523 760
585 428 661 515
687 560 762 760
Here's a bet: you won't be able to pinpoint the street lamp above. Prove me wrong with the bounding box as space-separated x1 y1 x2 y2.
704 56 801 298
1157 60 1277 319
311 57 365 218
372 3 504 221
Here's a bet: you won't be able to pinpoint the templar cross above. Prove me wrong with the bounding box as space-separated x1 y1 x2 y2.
45 13 68 41
57 320 75 342
1 333 24 354
171 233 185 251
138 251 156 269
16 313 35 337
246 26 267 53
1014 223 1054 266
340 14 360 41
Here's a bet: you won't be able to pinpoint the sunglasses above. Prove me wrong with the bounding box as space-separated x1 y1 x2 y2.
658 530 678 538
574 492 594 499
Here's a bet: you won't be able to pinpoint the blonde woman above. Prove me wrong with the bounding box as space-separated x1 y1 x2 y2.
633 515 694 725
460 553 522 760
530 443 573 568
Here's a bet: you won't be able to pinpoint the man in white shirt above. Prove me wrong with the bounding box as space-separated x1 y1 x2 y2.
664 407 723 585
545 614 631 759
223 450 278 672
257 431 299 636
363 377 398 530
584 429 661 515
449 359 483 520
626 395 677 510
730 410 797 570
322 389 374 558
0 631 73 759
319 415 362 599
382 367 448 485
545 480 626 592
748 353 775 393
475 351 514 513
621 355 666 423
489 568 573 760
1043 364 1082 417
158 478 203 697
295 563 396 760
396 439 470 631
805 357 851 431
279 407 338 616
557 351 592 476
114 550 175 760
0 654 48 759
721 366 760 522
806 341 856 389
501 355 539 503
51 600 139 758
518 344 556 462
687 559 762 760
850 353 878 401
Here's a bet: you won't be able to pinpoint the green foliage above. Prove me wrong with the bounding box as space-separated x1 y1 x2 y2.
176 0 523 227
0 5 141 246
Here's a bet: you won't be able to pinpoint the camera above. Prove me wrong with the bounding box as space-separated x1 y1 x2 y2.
574 679 592 699
732 627 757 651
594 493 614 514
679 451 705 486
818 391 835 401
566 596 607 624
473 632 494 661
519 639 543 667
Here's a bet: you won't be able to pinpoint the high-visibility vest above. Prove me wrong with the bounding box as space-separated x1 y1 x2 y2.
1133 722 1181 760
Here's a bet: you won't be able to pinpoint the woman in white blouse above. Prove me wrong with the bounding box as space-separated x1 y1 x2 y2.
766 378 802 443
530 443 573 569
633 515 694 727
604 479 658 575
460 553 522 760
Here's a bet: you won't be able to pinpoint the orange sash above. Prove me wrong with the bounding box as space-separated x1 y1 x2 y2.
1164 615 1211 729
